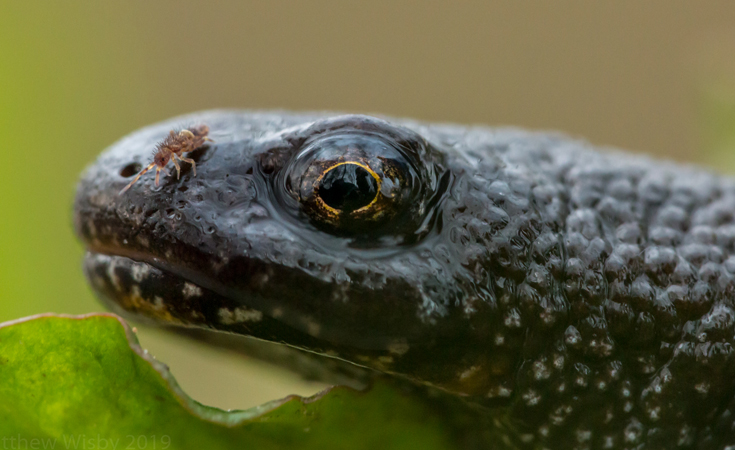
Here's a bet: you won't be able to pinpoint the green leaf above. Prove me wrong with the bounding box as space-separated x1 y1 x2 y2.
0 314 508 450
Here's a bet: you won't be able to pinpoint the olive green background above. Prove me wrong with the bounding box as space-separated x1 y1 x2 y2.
2 1 735 410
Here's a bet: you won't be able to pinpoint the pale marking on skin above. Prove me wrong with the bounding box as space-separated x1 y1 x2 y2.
91 274 106 290
182 282 203 299
137 235 150 248
212 254 230 272
459 365 481 381
553 355 565 370
87 220 97 238
130 263 151 283
153 296 165 309
131 284 142 300
487 386 513 398
387 340 410 356
271 307 284 318
218 307 263 325
304 318 321 337
106 259 122 292
252 273 269 288
520 434 535 444
378 355 394 365
330 283 350 303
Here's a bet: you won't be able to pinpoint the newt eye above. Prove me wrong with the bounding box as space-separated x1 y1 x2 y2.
277 132 413 237
275 116 448 243
285 132 412 235
317 162 380 213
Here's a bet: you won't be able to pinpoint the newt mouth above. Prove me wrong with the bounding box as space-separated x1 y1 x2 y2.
82 251 376 387
82 251 335 352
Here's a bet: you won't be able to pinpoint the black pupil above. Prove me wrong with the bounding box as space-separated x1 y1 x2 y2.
318 164 378 212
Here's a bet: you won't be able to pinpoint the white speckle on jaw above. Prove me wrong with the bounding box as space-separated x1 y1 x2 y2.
153 296 165 309
330 282 350 303
106 259 122 291
130 264 151 283
520 434 535 444
131 284 142 299
576 429 593 444
459 365 481 381
212 254 230 271
417 288 444 325
137 235 150 248
532 361 551 380
91 274 106 290
487 385 512 398
271 307 284 318
251 272 270 288
182 282 203 298
387 340 410 356
87 220 97 238
522 389 541 406
378 355 394 365
304 318 321 337
218 307 263 325
553 355 565 370
648 406 661 421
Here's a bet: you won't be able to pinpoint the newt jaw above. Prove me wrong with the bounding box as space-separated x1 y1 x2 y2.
82 251 348 356
83 250 377 388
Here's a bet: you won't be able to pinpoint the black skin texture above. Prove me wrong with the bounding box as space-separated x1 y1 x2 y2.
74 111 735 449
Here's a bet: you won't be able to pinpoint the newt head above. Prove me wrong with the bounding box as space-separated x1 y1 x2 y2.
73 111 504 398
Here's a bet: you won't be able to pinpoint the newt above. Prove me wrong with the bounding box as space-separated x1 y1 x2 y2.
74 111 735 448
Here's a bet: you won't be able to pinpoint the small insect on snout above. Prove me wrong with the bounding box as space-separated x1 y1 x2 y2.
119 124 213 194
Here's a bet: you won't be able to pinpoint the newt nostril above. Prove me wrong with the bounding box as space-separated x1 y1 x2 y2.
120 163 142 178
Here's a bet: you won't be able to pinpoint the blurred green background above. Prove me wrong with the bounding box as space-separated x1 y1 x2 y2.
2 1 735 410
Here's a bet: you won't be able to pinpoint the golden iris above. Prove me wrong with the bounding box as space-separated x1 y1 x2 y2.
316 162 381 214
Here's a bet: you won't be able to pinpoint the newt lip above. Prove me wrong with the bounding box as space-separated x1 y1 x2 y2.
81 249 380 388
82 250 343 354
